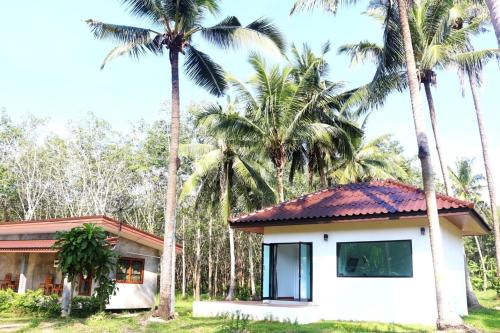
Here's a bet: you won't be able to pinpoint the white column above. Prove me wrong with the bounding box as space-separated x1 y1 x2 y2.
17 253 29 294
61 276 73 317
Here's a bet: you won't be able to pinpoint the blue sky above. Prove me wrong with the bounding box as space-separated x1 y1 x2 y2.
1 0 499 198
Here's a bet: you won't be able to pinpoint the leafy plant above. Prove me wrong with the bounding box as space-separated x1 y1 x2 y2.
5 290 60 317
53 223 118 312
70 296 101 318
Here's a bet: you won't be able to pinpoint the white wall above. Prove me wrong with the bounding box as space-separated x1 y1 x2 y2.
107 238 160 309
262 218 467 325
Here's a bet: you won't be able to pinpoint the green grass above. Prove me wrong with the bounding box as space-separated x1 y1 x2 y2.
0 291 497 332
463 290 500 333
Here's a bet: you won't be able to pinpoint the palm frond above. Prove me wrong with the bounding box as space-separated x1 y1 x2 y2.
99 38 163 69
84 20 159 43
290 0 340 14
184 46 227 96
338 41 383 66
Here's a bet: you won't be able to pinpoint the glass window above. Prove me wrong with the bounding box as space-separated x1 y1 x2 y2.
262 244 270 299
337 240 413 277
299 243 312 301
116 258 144 284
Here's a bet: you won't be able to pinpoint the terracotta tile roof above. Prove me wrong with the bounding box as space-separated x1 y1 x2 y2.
0 239 57 253
230 179 476 224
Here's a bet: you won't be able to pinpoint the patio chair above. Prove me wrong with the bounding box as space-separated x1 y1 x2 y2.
0 273 13 289
52 282 63 296
39 275 54 295
6 274 20 291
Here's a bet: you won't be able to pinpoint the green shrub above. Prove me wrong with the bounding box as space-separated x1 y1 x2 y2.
70 296 100 318
0 289 16 312
8 290 61 317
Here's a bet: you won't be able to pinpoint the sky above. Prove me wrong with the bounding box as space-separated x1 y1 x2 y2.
0 0 499 199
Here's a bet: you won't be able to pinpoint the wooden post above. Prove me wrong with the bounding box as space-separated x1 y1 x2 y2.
17 253 29 294
61 276 73 317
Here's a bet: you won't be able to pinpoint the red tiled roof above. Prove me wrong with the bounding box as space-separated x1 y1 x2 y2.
230 180 476 224
0 240 57 253
0 237 120 253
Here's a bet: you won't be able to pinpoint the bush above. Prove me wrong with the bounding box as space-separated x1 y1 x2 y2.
70 296 101 318
0 289 16 312
6 289 61 317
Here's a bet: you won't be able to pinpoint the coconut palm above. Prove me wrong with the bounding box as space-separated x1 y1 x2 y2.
449 158 489 295
338 0 492 197
450 2 500 279
180 103 276 300
329 133 409 184
291 0 463 327
288 43 362 190
200 53 359 202
85 0 284 318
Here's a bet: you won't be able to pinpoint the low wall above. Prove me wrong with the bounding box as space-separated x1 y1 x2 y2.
192 301 322 324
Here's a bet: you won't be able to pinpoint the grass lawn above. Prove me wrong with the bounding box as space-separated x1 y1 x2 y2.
0 291 497 333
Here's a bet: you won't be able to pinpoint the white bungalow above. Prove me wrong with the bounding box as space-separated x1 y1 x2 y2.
193 180 490 325
0 216 179 309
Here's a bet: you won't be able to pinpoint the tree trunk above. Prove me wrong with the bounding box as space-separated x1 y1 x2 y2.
464 255 481 309
395 0 463 328
181 217 186 298
469 73 500 278
194 224 201 301
474 236 488 291
274 147 286 202
423 81 452 196
226 226 236 300
248 234 256 299
486 0 500 47
158 50 181 319
208 216 213 299
318 153 327 189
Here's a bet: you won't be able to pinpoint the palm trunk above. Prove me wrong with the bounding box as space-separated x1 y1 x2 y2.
194 224 201 301
221 162 236 301
474 236 488 291
464 255 481 308
274 146 286 202
395 0 463 328
423 82 452 196
158 50 180 320
226 226 236 300
468 73 500 278
181 217 186 298
248 234 256 299
208 216 213 299
486 0 500 47
318 153 327 189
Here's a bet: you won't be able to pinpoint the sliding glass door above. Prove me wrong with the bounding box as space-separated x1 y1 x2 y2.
261 242 312 301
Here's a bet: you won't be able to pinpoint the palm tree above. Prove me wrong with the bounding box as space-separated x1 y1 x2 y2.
202 53 360 202
339 0 489 197
288 43 361 190
449 158 489 295
180 103 276 300
85 0 284 319
329 133 409 183
291 0 463 328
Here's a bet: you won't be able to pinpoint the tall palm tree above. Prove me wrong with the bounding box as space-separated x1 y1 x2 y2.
450 2 500 278
339 0 489 196
288 43 361 190
449 158 489 295
291 0 463 328
85 0 284 319
180 103 276 300
200 53 358 202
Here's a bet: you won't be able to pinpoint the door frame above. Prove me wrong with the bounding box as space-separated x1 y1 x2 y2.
261 242 313 302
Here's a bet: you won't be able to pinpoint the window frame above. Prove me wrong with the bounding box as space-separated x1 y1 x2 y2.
115 257 145 284
261 242 313 302
336 239 413 278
